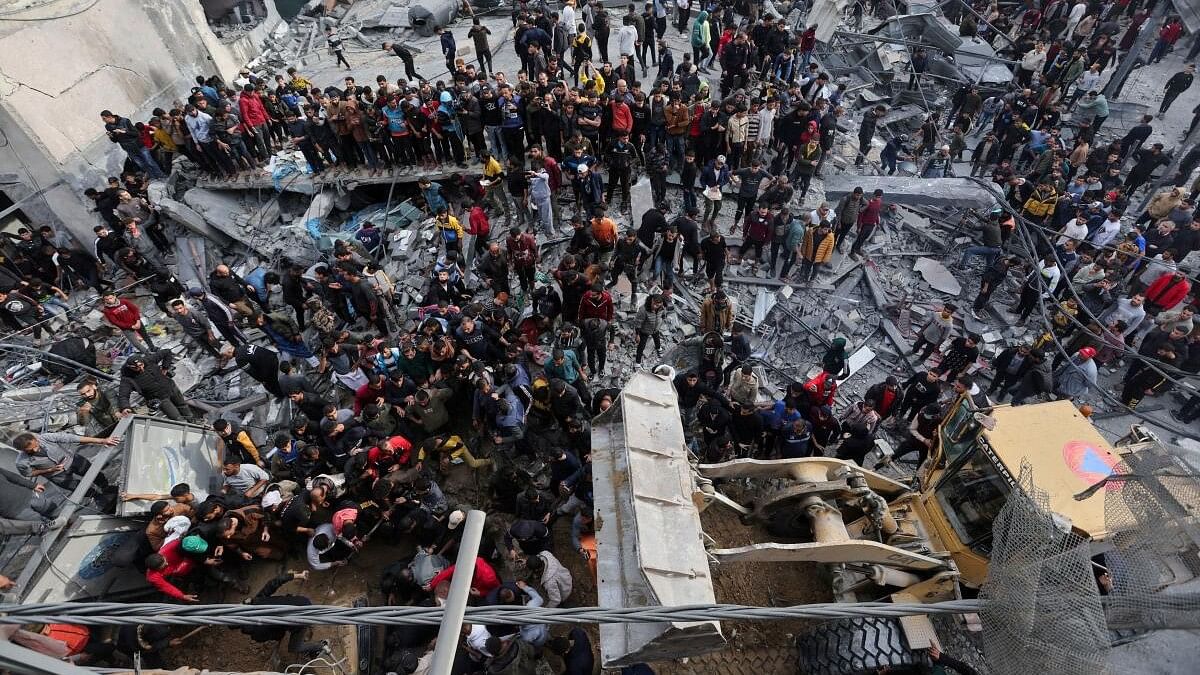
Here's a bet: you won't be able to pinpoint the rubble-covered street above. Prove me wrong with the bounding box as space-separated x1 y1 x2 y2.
1 0 1199 673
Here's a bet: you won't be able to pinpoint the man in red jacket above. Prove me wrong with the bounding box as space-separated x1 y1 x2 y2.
100 292 157 353
423 555 500 597
145 538 199 602
467 202 491 261
1150 17 1185 63
238 84 272 161
577 283 614 323
506 226 539 294
849 188 884 256
1144 271 1192 313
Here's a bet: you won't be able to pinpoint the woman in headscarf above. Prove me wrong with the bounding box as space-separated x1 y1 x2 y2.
821 336 850 379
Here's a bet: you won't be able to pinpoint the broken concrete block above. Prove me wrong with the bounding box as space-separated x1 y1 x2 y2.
913 257 962 296
834 310 860 333
962 315 988 335
823 176 998 209
982 331 1002 343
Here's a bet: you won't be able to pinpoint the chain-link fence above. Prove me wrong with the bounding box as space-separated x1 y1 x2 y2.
1102 445 1200 632
981 463 1110 675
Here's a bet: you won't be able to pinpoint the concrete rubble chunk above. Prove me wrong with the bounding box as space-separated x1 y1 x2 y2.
913 257 962 296
823 176 998 209
183 188 281 240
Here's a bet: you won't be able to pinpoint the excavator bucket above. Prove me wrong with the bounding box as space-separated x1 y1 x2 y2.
592 372 725 667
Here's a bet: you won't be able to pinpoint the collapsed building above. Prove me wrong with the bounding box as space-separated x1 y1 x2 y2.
0 1 1198 672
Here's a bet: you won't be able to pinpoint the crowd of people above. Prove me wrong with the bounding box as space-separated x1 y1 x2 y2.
1 0 1199 672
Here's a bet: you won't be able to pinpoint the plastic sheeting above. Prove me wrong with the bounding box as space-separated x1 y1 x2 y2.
268 151 312 192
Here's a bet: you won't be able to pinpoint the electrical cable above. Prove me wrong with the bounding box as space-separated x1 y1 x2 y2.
0 598 990 626
966 179 1196 382
965 177 1198 439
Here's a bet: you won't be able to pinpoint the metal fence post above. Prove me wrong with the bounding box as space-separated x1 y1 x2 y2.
429 509 486 675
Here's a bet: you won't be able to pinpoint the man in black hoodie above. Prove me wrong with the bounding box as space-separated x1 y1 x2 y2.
896 370 941 424
118 350 195 421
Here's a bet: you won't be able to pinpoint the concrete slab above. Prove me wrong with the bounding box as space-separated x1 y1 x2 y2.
913 257 962 296
823 176 998 209
630 177 654 223
838 346 877 383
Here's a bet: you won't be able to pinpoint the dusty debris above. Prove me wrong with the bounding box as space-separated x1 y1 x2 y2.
913 257 962 297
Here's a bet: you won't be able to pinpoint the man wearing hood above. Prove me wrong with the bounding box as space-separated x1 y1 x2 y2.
821 337 851 379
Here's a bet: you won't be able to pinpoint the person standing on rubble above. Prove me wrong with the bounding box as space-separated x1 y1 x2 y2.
856 105 885 167
907 47 928 91
833 187 865 252
796 220 835 282
100 292 156 354
187 287 246 347
730 158 770 225
382 42 423 82
920 145 955 178
101 110 166 180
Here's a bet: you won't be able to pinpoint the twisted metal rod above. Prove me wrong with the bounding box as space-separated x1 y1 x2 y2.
0 599 987 627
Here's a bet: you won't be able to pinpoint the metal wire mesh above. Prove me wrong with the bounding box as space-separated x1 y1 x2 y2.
1102 445 1200 631
981 463 1110 675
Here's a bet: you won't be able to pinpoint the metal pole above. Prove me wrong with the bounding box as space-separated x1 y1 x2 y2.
0 179 65 222
0 343 116 382
429 509 486 675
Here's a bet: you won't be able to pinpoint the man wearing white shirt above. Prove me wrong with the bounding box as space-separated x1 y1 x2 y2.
1057 214 1089 246
561 0 577 39
1063 1 1088 40
1091 211 1123 248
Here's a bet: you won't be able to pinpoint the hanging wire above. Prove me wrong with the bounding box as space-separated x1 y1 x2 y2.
965 177 1198 439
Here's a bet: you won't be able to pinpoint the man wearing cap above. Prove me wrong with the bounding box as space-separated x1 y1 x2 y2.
188 287 246 347
574 162 606 217
1052 347 1098 400
920 145 955 178
145 537 199 602
700 154 731 223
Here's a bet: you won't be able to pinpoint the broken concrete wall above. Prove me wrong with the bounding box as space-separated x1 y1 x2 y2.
0 0 279 247
823 176 998 209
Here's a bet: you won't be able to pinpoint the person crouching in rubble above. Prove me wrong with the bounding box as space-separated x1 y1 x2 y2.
117 351 196 422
